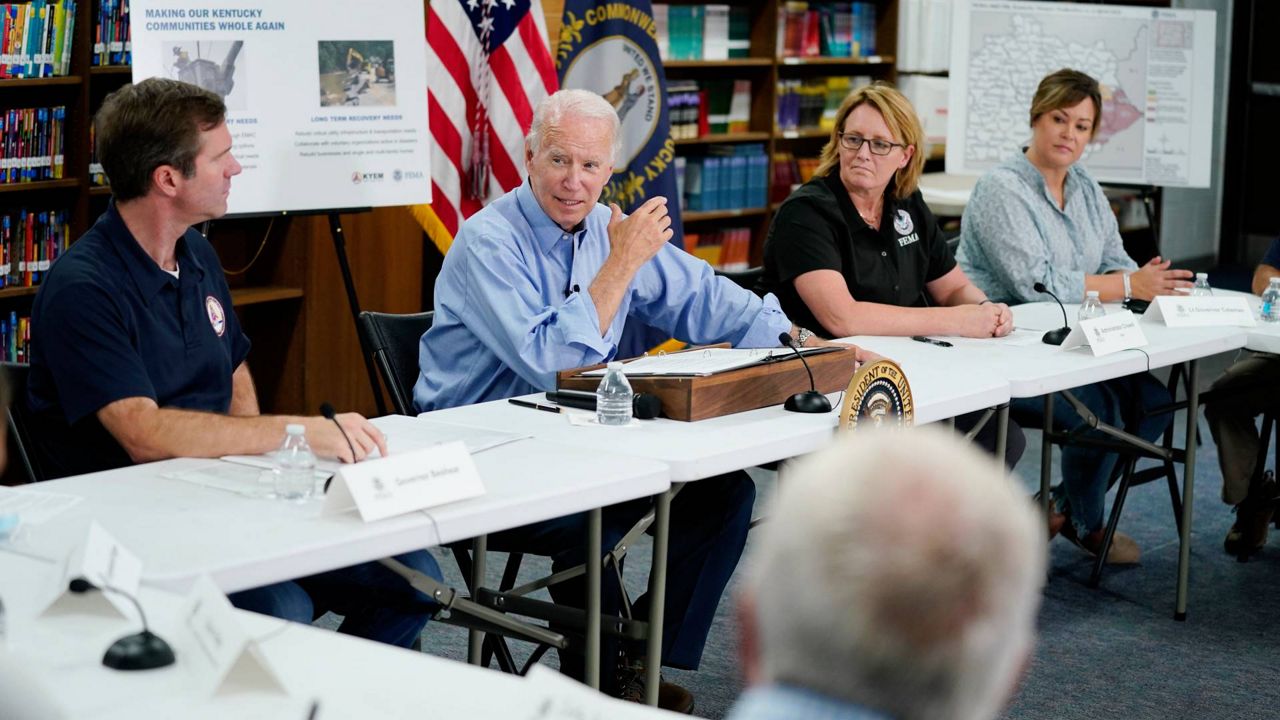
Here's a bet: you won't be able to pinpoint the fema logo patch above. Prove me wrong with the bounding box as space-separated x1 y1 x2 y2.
893 209 914 236
205 295 226 337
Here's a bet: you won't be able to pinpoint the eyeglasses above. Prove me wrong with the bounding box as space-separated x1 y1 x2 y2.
838 133 905 156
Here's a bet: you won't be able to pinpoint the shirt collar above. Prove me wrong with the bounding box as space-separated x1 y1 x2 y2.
103 200 207 303
821 172 899 232
732 685 891 720
1011 149 1081 208
516 180 586 255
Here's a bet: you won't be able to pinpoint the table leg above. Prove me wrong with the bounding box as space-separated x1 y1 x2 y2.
586 507 602 689
1041 395 1053 518
645 485 675 706
468 534 487 664
1176 360 1199 621
996 403 1009 462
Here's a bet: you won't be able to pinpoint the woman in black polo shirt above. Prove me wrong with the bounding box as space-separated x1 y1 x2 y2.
760 82 1025 467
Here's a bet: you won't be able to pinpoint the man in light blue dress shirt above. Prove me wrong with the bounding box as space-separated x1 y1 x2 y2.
414 89 859 709
728 429 1044 720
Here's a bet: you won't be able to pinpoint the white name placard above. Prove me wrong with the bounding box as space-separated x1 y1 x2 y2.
322 441 485 522
1062 310 1148 357
183 576 289 696
41 522 143 621
1144 296 1257 327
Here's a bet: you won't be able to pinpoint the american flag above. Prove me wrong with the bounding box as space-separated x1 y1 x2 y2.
418 0 557 246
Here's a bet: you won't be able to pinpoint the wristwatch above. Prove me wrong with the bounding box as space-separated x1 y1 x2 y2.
796 327 814 347
1123 273 1133 301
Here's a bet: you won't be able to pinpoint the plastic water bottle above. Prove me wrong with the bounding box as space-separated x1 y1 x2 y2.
273 424 316 501
1078 290 1105 322
1262 278 1280 323
1190 272 1213 296
595 361 634 426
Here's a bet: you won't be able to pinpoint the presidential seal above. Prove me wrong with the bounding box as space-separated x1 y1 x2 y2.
839 360 914 432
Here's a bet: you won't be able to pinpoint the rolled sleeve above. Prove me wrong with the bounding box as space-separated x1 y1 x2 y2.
630 245 790 349
1095 186 1139 275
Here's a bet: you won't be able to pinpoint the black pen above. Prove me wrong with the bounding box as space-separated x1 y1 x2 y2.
508 398 562 414
911 335 953 348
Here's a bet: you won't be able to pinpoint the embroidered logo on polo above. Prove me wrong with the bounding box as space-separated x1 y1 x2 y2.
894 210 919 248
205 296 226 337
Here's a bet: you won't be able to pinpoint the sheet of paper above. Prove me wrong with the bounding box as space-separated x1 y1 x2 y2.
583 347 836 377
220 418 529 475
0 486 81 525
947 328 1044 348
161 461 312 498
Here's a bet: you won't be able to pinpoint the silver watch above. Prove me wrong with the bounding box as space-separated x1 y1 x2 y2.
796 327 813 346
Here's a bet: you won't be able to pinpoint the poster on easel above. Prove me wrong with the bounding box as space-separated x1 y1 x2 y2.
130 0 431 214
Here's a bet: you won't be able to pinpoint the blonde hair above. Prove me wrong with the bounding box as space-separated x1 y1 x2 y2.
1029 69 1102 140
814 82 925 199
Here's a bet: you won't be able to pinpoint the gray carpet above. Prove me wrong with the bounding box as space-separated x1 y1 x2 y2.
327 350 1280 718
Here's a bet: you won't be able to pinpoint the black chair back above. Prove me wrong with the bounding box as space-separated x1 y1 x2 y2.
356 311 434 416
2 362 45 483
716 266 765 297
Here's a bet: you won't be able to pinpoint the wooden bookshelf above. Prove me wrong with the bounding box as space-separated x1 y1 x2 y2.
0 75 82 88
230 285 305 307
0 287 40 300
0 179 81 194
677 131 771 146
664 0 899 265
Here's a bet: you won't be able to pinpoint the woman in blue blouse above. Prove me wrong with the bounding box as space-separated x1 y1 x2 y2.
958 69 1192 564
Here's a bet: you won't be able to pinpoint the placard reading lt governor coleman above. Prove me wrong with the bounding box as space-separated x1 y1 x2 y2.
131 0 430 214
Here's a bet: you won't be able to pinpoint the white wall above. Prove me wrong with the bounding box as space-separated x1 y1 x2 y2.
1160 0 1233 266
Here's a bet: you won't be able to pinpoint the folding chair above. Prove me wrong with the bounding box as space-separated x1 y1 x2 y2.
3 362 46 484
356 311 659 681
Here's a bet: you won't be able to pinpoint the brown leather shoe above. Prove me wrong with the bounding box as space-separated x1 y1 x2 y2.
1062 523 1141 564
616 663 695 714
1047 509 1068 540
1225 495 1275 557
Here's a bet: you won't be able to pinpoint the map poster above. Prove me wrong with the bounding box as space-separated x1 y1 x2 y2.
131 0 430 214
947 0 1216 188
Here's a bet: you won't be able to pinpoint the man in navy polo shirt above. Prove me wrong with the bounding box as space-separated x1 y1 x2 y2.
26 78 441 648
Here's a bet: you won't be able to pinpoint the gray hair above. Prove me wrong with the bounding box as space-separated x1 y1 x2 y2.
749 428 1045 720
526 89 622 164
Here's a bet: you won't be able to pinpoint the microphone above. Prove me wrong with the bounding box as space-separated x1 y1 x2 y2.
1032 282 1072 346
545 389 663 419
777 332 832 414
320 402 359 463
69 577 176 671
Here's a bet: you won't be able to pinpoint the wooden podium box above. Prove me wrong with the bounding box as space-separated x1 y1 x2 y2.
556 347 861 421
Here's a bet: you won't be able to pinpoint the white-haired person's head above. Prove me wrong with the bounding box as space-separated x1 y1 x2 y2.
738 428 1045 720
523 89 623 231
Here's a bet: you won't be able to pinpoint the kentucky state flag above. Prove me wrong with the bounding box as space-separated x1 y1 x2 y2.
556 0 686 356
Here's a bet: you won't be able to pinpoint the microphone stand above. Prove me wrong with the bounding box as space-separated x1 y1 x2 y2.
778 332 832 413
1033 282 1072 346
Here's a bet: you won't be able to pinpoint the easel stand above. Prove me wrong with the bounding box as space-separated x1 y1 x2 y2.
325 210 387 417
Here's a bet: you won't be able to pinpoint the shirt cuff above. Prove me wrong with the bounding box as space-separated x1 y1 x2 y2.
734 293 793 348
555 288 617 361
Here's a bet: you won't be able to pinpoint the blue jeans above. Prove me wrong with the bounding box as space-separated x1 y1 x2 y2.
1011 374 1172 536
227 550 441 648
489 471 754 690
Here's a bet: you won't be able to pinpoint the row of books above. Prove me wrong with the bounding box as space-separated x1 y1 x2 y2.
777 76 871 132
687 227 752 272
780 2 878 59
89 125 108 186
1 312 30 364
0 207 70 288
0 1 77 78
654 4 750 61
680 145 769 213
771 152 822 204
1 106 67 184
667 80 751 140
92 0 130 66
